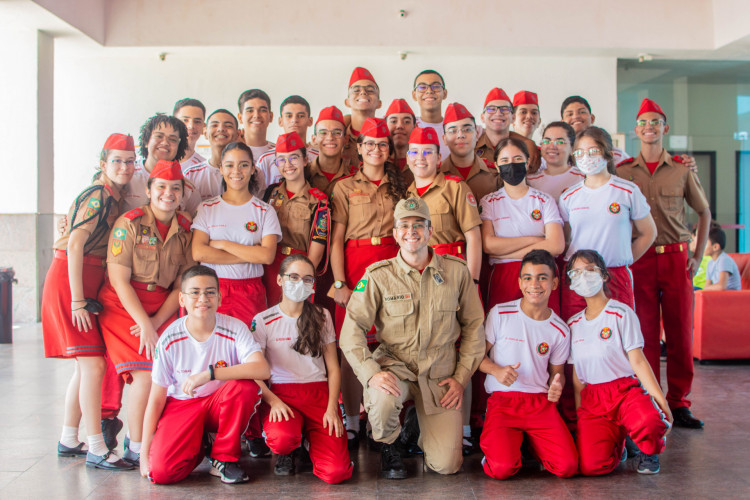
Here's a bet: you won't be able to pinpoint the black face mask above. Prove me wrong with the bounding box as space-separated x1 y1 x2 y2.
499 162 527 186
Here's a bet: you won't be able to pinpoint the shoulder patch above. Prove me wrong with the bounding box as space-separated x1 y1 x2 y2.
482 159 495 169
340 172 356 181
308 187 328 202
123 208 145 220
671 154 684 164
103 184 114 196
353 279 367 292
366 259 392 272
444 174 463 182
443 254 468 265
616 158 636 168
177 213 192 232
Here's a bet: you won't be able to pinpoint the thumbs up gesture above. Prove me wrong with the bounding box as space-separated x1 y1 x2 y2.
495 362 521 387
547 373 563 402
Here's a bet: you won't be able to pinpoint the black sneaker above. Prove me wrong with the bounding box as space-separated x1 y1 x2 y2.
398 406 421 456
101 418 123 451
462 435 475 456
672 407 704 429
209 459 250 484
85 451 134 471
296 440 312 466
347 430 360 450
58 442 87 457
274 453 295 476
624 436 641 459
248 437 271 458
380 443 407 479
637 453 660 474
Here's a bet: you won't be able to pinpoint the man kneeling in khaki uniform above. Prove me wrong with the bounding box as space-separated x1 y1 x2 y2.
339 197 485 478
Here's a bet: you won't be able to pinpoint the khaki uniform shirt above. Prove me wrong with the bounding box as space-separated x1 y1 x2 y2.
331 169 398 241
616 150 709 245
341 124 361 168
307 157 358 198
439 155 502 203
339 251 485 415
407 173 482 245
107 205 194 288
474 131 541 174
54 176 124 258
266 180 329 252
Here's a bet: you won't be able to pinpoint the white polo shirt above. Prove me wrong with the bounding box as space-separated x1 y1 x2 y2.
152 313 262 400
191 195 282 279
559 176 650 267
183 161 224 202
567 299 642 385
484 299 570 394
180 151 206 171
251 305 335 385
480 187 563 264
527 167 586 201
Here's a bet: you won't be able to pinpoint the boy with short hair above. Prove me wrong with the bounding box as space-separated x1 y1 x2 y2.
412 69 450 160
140 265 270 485
237 89 276 163
308 106 357 196
257 95 320 186
173 98 207 169
704 223 741 291
479 249 577 480
342 67 382 165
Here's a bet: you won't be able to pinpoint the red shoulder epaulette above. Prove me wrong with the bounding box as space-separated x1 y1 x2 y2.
103 184 113 195
339 173 356 181
444 174 463 182
616 158 635 168
348 165 359 175
123 208 145 220
177 213 192 232
671 155 684 164
482 159 495 168
308 187 328 202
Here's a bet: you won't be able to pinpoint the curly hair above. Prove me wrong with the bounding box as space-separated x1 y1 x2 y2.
138 114 189 161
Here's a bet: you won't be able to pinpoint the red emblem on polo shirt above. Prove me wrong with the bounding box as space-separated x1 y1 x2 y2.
537 342 549 355
215 360 228 368
246 221 258 232
531 209 542 220
609 203 620 214
600 327 612 340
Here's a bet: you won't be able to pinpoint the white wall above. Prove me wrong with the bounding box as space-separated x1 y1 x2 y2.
54 40 617 212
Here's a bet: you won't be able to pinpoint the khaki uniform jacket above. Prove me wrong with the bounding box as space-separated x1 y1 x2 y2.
339 251 485 416
407 173 482 245
107 205 194 289
341 124 361 168
439 155 502 204
266 180 329 252
474 130 541 174
306 157 358 198
54 175 124 258
616 149 709 245
331 169 398 241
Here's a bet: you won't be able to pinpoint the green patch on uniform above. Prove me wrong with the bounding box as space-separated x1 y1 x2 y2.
113 228 127 240
354 279 367 292
251 319 256 332
87 197 101 209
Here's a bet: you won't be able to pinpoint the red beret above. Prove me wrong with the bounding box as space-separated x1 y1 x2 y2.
316 106 345 126
385 98 416 119
349 67 377 87
276 132 305 153
149 160 183 181
483 88 511 108
360 118 390 139
103 133 135 152
636 98 667 120
408 127 440 146
512 90 538 107
443 103 474 125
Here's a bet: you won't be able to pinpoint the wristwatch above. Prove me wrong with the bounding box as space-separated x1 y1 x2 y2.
333 280 346 289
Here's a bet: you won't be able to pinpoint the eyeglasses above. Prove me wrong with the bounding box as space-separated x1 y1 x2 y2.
541 138 568 146
497 156 527 165
396 222 426 232
349 85 377 96
407 149 436 160
283 273 315 285
636 119 664 127
362 141 389 152
484 105 512 115
414 83 444 93
572 148 603 158
316 129 344 139
183 289 218 299
275 154 302 167
109 159 136 167
566 267 601 279
444 125 476 136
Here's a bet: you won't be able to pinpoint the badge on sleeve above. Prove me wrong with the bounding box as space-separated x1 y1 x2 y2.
354 279 367 292
111 228 126 256
466 193 477 207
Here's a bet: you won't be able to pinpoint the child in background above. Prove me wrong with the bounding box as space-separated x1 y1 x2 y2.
703 222 742 291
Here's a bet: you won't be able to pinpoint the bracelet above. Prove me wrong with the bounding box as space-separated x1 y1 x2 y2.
71 299 87 303
208 364 215 381
71 306 86 312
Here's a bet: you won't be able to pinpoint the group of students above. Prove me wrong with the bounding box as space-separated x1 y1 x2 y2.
41 65 713 485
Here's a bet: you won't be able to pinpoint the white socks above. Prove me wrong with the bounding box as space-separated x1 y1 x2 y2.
60 425 81 448
127 434 142 454
463 425 471 438
88 433 108 456
345 414 360 433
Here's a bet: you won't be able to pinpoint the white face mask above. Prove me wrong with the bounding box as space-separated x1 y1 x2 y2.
283 280 314 303
576 155 608 175
570 270 604 298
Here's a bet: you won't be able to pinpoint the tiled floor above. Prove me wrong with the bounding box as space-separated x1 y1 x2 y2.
1 323 749 499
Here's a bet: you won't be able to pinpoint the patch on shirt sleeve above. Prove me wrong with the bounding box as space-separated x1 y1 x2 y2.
354 279 367 292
